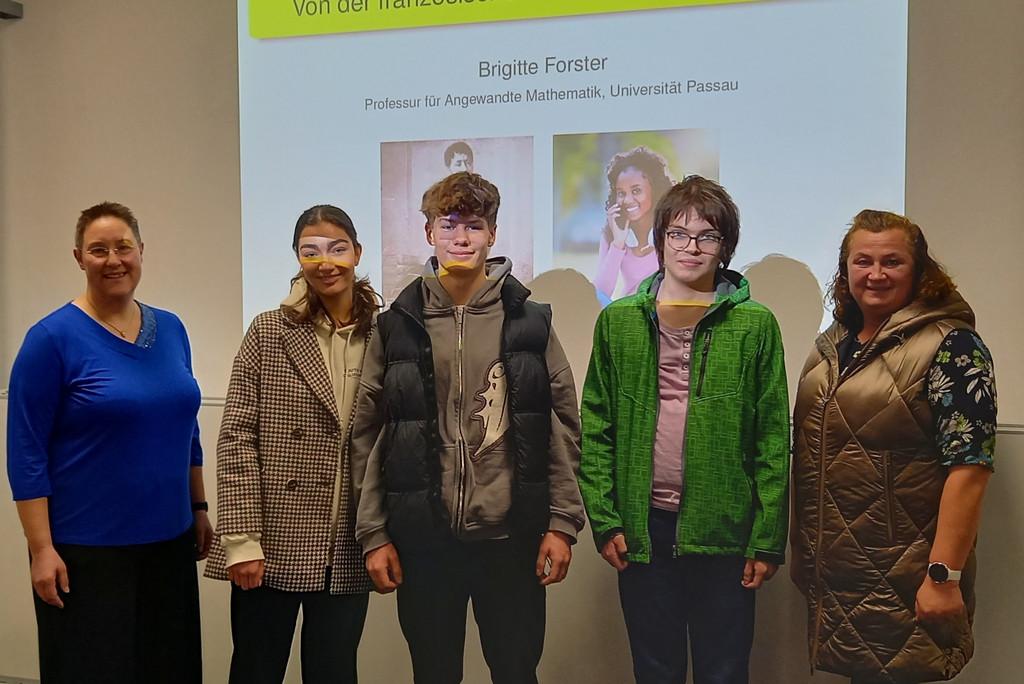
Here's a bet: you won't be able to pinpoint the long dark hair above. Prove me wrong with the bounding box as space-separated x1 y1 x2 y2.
828 209 957 331
288 204 381 337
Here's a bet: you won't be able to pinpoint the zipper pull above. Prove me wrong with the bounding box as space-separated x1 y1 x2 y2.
696 329 712 397
455 305 464 350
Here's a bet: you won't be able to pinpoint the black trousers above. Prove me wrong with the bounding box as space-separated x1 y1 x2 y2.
396 537 546 684
33 529 201 684
618 508 755 684
228 570 369 684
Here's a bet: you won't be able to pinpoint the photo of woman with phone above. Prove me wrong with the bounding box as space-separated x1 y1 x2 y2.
552 130 719 305
594 146 674 302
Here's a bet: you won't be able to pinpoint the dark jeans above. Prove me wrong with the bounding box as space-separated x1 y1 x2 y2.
396 537 546 684
228 569 369 684
618 508 755 684
33 529 201 684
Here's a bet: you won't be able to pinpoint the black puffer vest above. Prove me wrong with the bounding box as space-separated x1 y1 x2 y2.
376 275 552 549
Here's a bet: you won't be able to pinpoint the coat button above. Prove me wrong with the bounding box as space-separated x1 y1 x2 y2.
291 428 305 440
285 478 299 491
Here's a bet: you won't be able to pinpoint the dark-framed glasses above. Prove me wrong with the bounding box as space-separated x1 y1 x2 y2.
665 230 723 253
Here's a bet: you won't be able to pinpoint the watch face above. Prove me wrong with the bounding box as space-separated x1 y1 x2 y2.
928 563 949 583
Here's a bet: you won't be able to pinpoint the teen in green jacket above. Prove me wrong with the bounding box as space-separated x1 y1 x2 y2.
579 175 790 684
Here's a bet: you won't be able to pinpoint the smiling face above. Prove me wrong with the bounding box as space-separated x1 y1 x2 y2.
614 166 655 225
661 207 722 291
75 215 143 301
426 213 494 274
296 221 361 302
846 227 915 324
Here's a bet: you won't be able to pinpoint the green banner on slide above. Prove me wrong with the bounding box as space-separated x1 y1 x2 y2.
250 0 763 38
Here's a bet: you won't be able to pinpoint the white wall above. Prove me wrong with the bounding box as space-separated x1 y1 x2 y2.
1 1 1021 682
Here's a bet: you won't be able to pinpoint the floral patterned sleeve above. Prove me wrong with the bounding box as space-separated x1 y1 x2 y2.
927 329 997 469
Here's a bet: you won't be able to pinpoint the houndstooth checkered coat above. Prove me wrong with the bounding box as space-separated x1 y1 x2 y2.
204 309 373 594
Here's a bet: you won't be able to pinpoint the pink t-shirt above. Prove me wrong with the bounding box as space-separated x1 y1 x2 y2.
651 323 695 512
594 236 660 301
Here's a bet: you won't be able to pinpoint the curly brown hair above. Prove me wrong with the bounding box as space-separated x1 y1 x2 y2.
604 146 674 243
829 209 957 330
420 172 500 227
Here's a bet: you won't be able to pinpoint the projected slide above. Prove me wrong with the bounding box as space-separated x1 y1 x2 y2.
238 0 907 325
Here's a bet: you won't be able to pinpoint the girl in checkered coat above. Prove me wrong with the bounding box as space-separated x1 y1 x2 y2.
205 205 381 683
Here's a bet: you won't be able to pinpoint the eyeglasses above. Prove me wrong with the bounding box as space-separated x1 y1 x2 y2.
84 244 138 259
665 230 723 253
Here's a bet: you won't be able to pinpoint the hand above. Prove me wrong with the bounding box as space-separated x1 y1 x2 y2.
30 545 70 608
741 558 777 589
605 204 630 249
600 533 629 572
366 543 403 593
916 578 965 623
228 559 265 590
536 531 573 586
193 510 213 561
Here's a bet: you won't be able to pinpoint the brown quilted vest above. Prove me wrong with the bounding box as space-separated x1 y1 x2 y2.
792 293 976 682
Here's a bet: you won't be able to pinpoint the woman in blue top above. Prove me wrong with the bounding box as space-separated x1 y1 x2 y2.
6 202 211 683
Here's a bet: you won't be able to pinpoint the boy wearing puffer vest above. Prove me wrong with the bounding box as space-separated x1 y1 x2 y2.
579 176 790 684
350 171 584 684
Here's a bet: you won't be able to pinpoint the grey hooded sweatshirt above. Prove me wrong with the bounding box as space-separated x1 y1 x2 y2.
352 257 584 551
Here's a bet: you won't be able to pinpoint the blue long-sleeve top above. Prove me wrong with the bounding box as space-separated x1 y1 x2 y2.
7 303 203 546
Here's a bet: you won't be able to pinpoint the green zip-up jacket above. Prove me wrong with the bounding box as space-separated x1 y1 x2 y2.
579 270 790 564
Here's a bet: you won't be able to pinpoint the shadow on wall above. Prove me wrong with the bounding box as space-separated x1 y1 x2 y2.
741 256 844 683
527 269 603 404
743 255 825 406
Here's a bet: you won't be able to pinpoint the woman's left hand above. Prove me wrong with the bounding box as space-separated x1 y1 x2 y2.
193 511 213 561
915 578 965 623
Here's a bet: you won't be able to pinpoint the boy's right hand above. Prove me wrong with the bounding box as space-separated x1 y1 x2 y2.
366 543 403 593
600 534 629 572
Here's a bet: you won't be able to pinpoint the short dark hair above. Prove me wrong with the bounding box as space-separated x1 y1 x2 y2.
829 209 957 330
75 202 141 249
420 172 500 227
652 176 740 268
443 141 474 167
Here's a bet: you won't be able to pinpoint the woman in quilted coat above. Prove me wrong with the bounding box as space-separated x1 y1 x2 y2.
791 210 997 683
205 205 381 683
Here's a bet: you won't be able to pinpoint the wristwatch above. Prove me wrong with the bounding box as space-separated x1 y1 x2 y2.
927 561 962 583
